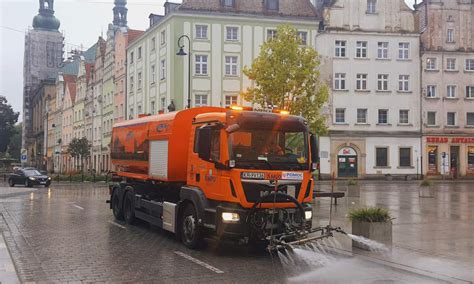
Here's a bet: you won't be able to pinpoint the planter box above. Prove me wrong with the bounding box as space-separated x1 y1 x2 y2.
419 186 434 198
352 220 392 250
346 184 360 197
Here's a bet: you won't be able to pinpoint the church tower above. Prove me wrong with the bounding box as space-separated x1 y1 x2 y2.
23 0 64 164
113 0 128 27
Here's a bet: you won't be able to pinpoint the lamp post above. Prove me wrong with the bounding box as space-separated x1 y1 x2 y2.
176 35 191 109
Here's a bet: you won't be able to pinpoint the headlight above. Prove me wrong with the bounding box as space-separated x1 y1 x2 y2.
48 177 52 180
222 212 240 223
29 177 36 181
305 211 312 220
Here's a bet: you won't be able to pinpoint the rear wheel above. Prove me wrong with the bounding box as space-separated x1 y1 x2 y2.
180 203 204 249
112 189 124 221
123 191 136 225
8 179 14 187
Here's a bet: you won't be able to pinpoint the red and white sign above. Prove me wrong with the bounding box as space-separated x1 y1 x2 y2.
426 137 474 144
338 147 357 156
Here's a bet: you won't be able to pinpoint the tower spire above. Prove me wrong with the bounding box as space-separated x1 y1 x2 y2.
113 0 128 27
33 0 60 30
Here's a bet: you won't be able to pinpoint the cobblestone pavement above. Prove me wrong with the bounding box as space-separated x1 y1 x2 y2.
0 182 472 283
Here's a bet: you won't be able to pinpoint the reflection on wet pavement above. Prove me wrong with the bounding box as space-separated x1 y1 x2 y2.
0 182 472 283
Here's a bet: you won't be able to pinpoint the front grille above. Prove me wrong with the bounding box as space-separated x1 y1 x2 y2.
242 182 301 203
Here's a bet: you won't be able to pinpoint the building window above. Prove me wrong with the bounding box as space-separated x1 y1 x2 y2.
376 147 388 167
447 85 456 98
226 26 239 41
151 37 156 51
130 52 134 64
335 40 346 57
195 94 208 107
466 86 474 98
466 59 474 71
151 65 156 84
447 112 456 126
399 148 411 167
137 72 142 90
427 111 436 126
356 74 368 90
335 108 345 123
222 0 235 8
447 29 454 43
138 105 142 114
467 113 474 126
129 76 134 92
378 109 388 124
367 0 376 13
447 58 456 70
160 59 166 80
356 41 368 58
138 47 142 59
427 85 437 98
426 58 437 70
357 109 367 124
195 25 208 39
398 75 409 91
468 147 474 169
398 42 409 59
266 0 279 11
225 56 238 76
195 55 208 75
377 42 388 59
160 97 166 111
377 74 388 91
161 30 166 45
298 31 308 45
225 95 238 107
151 101 156 114
399 110 409 124
267 29 277 40
334 73 346 90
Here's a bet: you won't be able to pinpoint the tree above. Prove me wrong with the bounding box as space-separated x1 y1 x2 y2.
67 137 92 175
6 123 22 160
0 96 20 153
242 25 329 134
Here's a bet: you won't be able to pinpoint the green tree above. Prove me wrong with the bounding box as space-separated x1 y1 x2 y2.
0 96 20 153
6 123 22 160
67 137 92 175
243 25 329 134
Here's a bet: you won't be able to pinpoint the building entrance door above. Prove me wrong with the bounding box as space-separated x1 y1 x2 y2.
450 146 460 179
337 147 358 178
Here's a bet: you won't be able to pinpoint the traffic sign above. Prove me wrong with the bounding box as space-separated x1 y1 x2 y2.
21 149 27 163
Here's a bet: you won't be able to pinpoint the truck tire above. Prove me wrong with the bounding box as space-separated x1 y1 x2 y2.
180 203 204 249
123 191 136 225
112 189 124 221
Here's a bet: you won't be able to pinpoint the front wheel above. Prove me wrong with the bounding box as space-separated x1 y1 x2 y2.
8 179 14 187
180 203 204 249
24 180 32 188
123 191 136 225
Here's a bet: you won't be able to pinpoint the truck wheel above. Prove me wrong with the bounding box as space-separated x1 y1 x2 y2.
123 191 136 225
8 179 14 187
112 190 124 221
180 203 204 249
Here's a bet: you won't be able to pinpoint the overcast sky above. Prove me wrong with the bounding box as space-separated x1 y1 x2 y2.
0 0 416 118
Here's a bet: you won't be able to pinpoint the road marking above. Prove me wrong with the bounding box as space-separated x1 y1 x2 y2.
72 204 84 210
108 220 126 229
174 251 224 274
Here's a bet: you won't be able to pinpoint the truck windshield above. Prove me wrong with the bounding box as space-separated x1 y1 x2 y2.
228 129 309 170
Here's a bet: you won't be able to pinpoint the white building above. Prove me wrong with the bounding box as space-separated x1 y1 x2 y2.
317 0 421 179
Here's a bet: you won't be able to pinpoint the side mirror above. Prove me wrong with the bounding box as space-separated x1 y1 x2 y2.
197 126 212 161
310 134 319 171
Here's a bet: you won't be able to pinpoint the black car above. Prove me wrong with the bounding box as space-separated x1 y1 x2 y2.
8 168 52 187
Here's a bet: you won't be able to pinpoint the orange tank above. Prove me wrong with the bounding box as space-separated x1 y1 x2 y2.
111 107 225 182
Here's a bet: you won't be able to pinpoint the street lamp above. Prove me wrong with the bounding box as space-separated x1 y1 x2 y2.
176 35 191 109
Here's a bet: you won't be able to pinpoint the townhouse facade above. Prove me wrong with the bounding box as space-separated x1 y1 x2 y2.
416 0 474 178
126 0 319 118
317 0 422 179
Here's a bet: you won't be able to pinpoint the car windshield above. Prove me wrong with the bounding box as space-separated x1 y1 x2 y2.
23 170 42 176
229 128 308 170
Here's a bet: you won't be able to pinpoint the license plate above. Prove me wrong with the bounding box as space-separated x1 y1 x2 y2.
40 181 46 184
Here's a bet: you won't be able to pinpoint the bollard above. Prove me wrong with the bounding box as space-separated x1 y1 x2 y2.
69 173 72 183
93 172 96 183
82 173 84 183
106 173 108 184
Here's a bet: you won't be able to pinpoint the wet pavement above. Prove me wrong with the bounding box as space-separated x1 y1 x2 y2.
0 181 472 283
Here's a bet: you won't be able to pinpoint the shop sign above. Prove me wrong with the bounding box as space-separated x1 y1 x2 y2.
427 137 474 143
338 147 357 156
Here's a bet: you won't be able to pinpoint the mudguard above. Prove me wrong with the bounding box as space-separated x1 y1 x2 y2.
179 186 210 225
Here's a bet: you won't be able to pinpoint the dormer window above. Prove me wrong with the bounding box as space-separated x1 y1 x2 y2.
222 0 235 8
265 0 279 11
